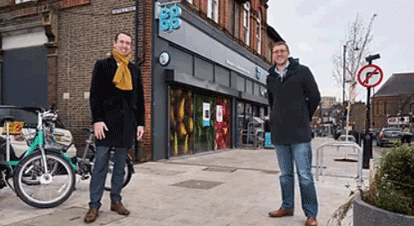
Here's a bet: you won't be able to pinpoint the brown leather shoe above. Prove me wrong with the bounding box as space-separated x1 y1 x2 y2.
268 208 294 217
84 208 99 223
110 201 130 216
305 217 318 226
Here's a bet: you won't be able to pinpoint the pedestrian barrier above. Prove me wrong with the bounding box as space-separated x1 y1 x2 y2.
315 141 363 189
238 122 264 149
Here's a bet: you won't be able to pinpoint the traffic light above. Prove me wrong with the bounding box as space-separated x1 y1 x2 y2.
411 115 414 123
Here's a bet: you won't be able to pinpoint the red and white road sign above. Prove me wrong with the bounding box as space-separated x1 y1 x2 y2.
357 64 383 88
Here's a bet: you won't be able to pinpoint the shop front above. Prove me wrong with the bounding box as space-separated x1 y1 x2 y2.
151 2 270 159
168 87 233 157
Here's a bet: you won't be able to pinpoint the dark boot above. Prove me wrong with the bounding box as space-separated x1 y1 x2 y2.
268 208 294 218
84 208 99 223
110 201 130 216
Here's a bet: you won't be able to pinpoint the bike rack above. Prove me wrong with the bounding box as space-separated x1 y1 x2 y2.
315 141 363 189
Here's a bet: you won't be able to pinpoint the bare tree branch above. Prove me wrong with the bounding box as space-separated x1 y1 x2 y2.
332 13 377 102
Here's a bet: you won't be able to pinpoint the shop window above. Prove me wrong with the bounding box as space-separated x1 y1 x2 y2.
194 95 215 153
215 97 231 150
170 88 194 156
254 83 259 96
215 65 230 87
169 47 193 76
246 79 253 94
236 75 245 92
195 57 214 82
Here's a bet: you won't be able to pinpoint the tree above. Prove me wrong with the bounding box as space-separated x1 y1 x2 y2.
332 13 378 104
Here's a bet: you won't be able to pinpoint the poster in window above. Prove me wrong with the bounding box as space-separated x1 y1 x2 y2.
216 105 223 122
203 103 210 126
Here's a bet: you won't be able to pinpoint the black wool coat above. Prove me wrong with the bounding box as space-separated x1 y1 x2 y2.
266 58 321 145
90 56 145 148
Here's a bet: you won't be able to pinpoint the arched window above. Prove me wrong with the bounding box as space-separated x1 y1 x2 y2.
243 2 250 46
256 11 262 54
208 0 219 23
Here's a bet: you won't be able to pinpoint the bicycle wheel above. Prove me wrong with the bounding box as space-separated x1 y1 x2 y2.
89 154 133 191
14 151 75 208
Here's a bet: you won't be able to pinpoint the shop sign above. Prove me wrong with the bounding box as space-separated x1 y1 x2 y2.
112 6 136 15
203 103 210 126
388 116 409 125
159 5 182 32
256 67 262 80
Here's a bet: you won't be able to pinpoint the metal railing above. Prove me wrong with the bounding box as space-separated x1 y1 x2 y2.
315 140 364 189
238 122 264 148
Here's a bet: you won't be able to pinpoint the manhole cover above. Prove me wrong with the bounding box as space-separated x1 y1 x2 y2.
202 167 237 173
171 180 224 189
334 158 358 162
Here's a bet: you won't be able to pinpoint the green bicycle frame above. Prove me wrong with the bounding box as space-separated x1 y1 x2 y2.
6 130 77 175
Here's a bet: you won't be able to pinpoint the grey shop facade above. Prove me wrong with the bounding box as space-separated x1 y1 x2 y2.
151 3 272 160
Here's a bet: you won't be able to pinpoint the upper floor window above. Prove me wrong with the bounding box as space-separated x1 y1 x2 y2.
243 2 250 46
15 0 34 3
208 0 219 23
256 11 262 54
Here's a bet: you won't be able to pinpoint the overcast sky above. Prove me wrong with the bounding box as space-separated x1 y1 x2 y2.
267 0 414 102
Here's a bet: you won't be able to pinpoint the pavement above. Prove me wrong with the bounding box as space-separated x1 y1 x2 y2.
0 137 379 226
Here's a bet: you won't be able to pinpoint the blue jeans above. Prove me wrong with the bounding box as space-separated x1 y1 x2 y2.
274 142 318 217
89 146 127 209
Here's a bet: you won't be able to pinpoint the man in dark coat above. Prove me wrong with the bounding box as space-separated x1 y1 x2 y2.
266 42 321 226
84 32 145 223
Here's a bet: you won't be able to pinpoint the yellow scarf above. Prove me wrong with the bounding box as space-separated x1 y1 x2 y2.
112 49 133 90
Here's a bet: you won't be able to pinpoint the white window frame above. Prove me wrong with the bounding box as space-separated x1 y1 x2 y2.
15 0 35 3
207 0 219 23
243 2 250 46
256 12 262 54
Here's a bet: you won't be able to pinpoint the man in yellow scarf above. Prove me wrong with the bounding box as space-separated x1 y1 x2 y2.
85 32 146 223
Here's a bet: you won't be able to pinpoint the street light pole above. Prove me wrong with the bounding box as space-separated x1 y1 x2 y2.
343 44 347 106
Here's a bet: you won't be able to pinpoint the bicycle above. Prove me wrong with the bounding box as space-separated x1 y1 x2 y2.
0 108 76 208
26 111 135 191
73 128 134 191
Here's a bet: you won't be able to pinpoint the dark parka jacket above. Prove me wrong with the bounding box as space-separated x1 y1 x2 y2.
266 58 321 145
90 56 145 148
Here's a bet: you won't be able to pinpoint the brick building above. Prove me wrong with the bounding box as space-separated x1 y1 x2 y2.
371 72 414 129
0 0 283 160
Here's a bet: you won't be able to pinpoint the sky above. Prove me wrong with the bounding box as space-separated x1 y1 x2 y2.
267 0 414 103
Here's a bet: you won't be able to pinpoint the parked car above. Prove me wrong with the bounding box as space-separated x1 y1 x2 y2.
0 105 77 158
376 127 413 147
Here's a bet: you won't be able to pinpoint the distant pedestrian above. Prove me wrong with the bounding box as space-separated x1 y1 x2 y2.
84 32 145 223
263 116 271 132
266 42 321 226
